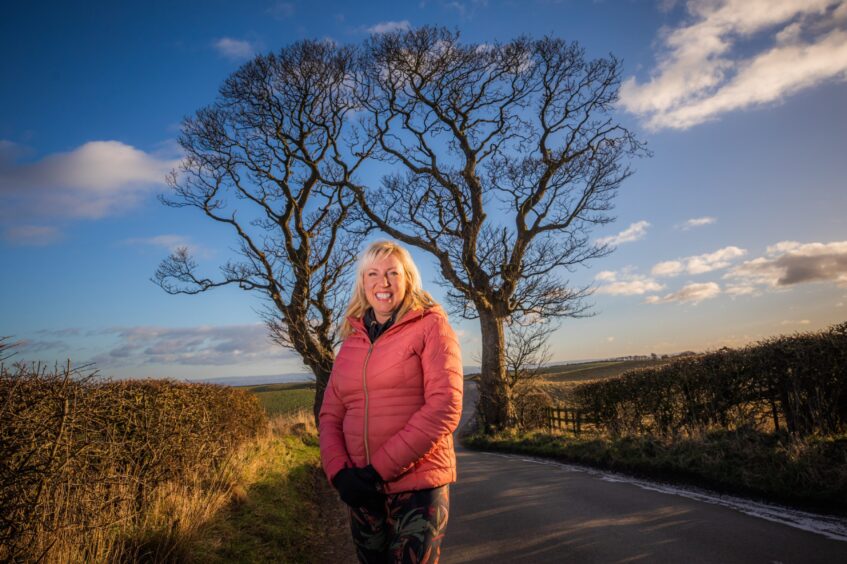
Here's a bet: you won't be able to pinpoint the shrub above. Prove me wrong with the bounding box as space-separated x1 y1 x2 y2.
569 321 847 439
0 359 266 562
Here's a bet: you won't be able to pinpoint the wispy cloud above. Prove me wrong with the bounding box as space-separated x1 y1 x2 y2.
645 282 721 305
2 225 62 246
596 220 650 247
781 319 811 325
442 0 489 17
267 1 295 19
213 37 255 61
366 20 412 34
119 234 214 259
652 246 747 277
620 0 847 130
0 140 178 245
724 240 847 289
88 324 294 369
679 216 717 230
595 269 665 296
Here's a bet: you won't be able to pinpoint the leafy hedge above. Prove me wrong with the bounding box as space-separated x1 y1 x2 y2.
0 358 266 561
571 321 847 438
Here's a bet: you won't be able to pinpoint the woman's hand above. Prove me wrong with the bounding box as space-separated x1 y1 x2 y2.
332 466 384 507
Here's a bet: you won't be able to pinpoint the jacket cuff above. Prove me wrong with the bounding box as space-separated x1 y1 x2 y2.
324 457 351 484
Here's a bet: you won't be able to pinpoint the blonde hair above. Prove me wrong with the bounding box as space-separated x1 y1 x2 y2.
340 240 437 338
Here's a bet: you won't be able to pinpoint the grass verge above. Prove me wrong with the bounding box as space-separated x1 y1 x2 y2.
187 411 353 563
462 428 847 516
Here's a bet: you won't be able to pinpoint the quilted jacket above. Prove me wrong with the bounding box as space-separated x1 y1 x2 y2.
318 305 463 494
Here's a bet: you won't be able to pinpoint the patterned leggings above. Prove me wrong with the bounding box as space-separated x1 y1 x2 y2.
349 485 450 564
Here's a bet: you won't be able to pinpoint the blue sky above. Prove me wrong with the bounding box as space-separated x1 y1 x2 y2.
2 0 846 380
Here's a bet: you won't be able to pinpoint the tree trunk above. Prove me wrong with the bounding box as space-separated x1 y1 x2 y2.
303 351 334 428
477 309 514 433
313 366 330 428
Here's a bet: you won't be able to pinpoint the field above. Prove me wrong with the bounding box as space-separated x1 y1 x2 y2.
538 358 669 383
241 382 316 416
536 358 669 403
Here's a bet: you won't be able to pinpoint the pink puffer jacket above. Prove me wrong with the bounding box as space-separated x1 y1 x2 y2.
319 306 463 494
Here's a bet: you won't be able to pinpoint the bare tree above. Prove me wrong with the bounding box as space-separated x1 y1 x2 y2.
504 320 554 392
0 336 18 363
345 27 645 431
154 41 368 422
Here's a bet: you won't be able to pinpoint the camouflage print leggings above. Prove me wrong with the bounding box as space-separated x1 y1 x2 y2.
349 485 450 564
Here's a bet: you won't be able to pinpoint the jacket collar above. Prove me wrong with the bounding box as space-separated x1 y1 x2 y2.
348 305 437 338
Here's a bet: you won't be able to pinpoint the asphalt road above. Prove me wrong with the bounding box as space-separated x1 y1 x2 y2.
442 383 847 563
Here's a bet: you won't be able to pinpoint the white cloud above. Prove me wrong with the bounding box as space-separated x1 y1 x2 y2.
0 141 178 241
596 220 651 246
366 20 412 34
213 37 255 61
651 260 684 277
594 270 618 282
680 216 717 230
645 282 721 305
687 246 747 274
620 0 847 130
652 246 747 277
2 225 62 246
595 269 665 296
725 240 847 288
725 284 758 297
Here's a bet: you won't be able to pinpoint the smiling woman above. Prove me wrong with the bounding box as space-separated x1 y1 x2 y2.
319 240 464 563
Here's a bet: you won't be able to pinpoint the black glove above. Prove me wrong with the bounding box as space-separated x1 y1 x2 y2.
332 467 382 508
355 465 384 492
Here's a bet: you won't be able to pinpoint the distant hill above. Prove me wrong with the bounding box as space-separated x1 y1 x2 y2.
187 373 314 387
538 358 670 383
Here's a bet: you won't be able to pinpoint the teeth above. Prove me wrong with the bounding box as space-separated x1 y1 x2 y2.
376 293 392 299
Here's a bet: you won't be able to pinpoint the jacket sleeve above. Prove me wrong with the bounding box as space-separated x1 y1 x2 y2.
370 313 464 482
318 370 352 483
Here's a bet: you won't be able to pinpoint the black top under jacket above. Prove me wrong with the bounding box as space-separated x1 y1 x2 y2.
363 308 398 343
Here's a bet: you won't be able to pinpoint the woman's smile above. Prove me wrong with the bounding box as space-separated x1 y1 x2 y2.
364 254 407 323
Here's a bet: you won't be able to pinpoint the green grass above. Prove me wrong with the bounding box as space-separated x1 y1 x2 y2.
189 431 327 563
241 382 316 416
463 429 847 515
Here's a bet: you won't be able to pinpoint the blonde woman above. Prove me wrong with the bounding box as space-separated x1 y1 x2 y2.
319 240 463 563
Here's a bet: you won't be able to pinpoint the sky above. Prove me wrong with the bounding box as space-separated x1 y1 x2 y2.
1 0 846 381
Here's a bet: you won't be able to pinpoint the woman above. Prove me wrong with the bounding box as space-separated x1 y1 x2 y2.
319 240 464 564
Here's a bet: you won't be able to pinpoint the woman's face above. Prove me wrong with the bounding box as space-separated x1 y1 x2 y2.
363 253 407 323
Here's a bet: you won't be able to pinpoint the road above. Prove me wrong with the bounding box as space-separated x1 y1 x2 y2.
442 382 847 563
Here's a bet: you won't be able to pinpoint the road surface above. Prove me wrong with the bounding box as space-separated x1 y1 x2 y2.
442 382 847 563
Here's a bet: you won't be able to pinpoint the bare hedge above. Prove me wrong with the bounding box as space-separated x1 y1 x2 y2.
0 355 266 562
570 321 847 438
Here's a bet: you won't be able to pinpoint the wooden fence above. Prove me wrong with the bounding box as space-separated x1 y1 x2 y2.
546 406 584 435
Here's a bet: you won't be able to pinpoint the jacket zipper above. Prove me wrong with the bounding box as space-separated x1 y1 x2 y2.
362 343 374 465
357 310 424 465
